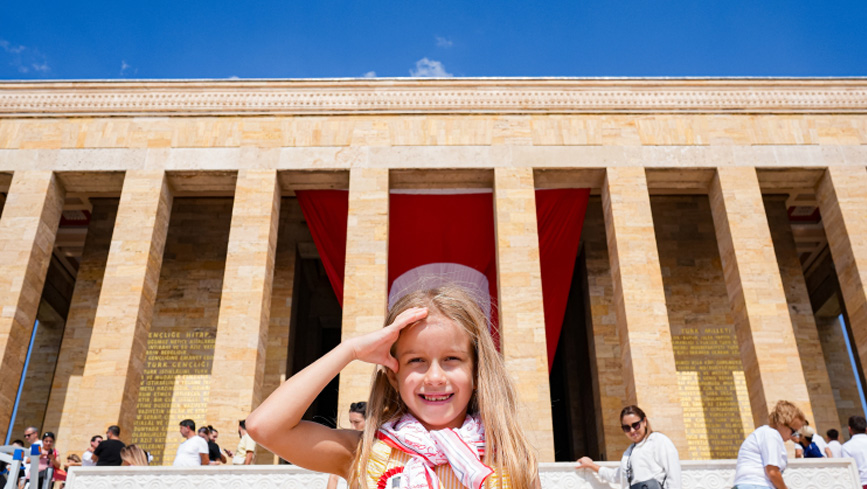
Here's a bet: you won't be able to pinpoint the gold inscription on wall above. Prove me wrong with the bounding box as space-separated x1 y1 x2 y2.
132 330 216 465
672 327 754 459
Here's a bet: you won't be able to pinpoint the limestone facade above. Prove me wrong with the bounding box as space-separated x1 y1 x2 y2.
0 79 865 463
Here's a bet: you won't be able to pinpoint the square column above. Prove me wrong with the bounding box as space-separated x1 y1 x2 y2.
764 196 839 431
336 168 389 425
44 199 118 457
207 170 281 440
493 167 555 462
0 171 65 438
817 166 867 380
709 167 813 425
256 199 305 464
601 167 688 456
71 171 173 451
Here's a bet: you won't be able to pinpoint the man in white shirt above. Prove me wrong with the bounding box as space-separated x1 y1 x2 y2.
172 419 209 467
81 435 102 466
22 426 42 482
842 415 867 489
827 429 844 458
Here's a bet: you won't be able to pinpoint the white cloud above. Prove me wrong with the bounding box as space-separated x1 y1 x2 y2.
409 58 452 78
0 40 25 54
362 71 377 78
228 75 240 80
0 39 50 74
435 36 453 48
119 60 138 77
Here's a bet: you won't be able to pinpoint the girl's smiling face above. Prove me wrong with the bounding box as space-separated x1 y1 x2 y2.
388 313 475 431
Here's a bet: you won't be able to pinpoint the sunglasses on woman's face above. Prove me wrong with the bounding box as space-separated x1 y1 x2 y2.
621 419 644 433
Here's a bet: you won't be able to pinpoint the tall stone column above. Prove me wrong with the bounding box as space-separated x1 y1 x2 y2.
44 199 118 457
0 171 65 439
817 166 867 383
601 167 688 456
493 167 555 461
764 196 838 431
71 171 173 451
709 167 813 426
256 198 306 464
207 170 281 444
336 168 389 426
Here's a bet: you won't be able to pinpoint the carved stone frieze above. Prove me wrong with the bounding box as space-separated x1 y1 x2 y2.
1 79 867 117
64 460 862 489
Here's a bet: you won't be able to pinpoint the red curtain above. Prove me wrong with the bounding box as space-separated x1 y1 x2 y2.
535 189 590 369
296 188 589 372
296 190 348 306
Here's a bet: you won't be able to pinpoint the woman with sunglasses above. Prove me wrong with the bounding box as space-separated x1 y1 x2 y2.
732 400 805 489
576 405 681 489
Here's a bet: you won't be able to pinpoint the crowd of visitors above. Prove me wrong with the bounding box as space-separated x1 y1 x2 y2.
2 405 867 489
2 407 867 489
0 418 258 487
568 400 867 489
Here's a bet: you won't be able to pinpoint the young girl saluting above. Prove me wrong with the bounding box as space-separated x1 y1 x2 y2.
246 285 540 489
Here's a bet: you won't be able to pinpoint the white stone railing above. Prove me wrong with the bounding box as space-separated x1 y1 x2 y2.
65 459 862 489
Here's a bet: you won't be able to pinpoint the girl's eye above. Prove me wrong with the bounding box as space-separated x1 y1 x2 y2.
407 357 424 364
445 356 462 362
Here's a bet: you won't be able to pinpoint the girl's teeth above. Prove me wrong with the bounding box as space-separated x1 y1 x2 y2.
423 394 450 401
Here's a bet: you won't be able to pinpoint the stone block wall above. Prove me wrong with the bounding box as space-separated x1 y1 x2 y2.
131 198 232 465
650 196 750 459
2 114 867 151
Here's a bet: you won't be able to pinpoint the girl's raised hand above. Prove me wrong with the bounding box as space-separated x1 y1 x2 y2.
350 306 428 372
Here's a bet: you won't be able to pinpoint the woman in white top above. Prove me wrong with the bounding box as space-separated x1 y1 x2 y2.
576 405 681 489
733 400 805 489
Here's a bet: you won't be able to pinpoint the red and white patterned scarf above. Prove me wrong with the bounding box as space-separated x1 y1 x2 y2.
377 413 494 489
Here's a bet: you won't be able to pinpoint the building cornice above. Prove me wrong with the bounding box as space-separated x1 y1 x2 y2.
1 78 867 117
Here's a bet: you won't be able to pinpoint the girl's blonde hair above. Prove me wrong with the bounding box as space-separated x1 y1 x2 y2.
349 285 538 489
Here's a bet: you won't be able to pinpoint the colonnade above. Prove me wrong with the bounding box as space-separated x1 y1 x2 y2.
0 163 866 462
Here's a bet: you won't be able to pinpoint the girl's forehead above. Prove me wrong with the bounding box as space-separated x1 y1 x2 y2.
395 313 472 348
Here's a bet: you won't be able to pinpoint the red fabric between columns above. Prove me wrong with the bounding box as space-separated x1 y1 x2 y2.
295 190 348 307
388 192 500 346
296 188 589 372
535 189 590 370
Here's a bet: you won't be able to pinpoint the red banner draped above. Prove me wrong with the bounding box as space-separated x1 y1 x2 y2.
535 189 590 369
296 190 348 304
295 188 588 371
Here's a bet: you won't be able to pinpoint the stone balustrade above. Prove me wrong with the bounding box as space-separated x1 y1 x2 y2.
64 459 862 489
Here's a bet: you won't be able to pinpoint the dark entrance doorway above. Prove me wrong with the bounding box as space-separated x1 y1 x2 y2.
287 254 343 427
549 247 601 461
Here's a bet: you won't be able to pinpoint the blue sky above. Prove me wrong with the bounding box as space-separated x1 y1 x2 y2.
1 0 866 79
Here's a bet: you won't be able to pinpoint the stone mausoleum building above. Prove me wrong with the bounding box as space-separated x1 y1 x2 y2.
1 78 866 466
